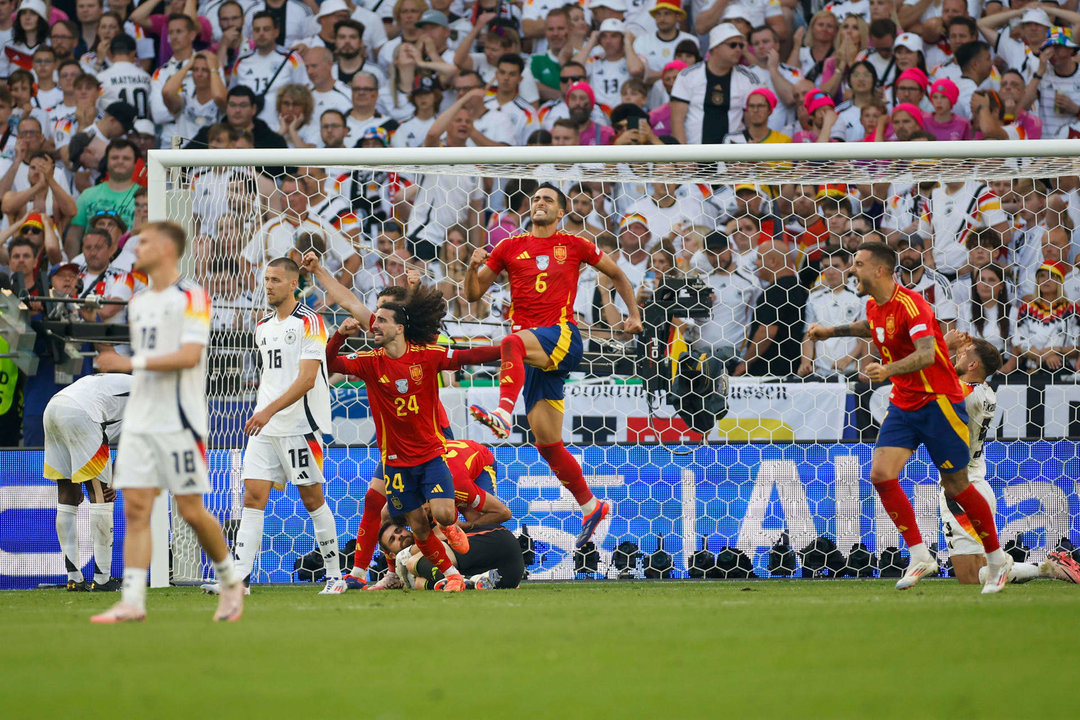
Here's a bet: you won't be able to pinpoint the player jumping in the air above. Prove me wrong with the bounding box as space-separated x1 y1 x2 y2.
43 372 132 592
325 286 502 591
202 257 344 596
806 242 1011 593
464 183 642 548
941 332 1080 585
92 222 245 622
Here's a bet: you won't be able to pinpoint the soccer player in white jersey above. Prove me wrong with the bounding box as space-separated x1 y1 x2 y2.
202 256 346 595
95 34 152 119
43 372 132 592
943 332 1080 585
92 222 245 623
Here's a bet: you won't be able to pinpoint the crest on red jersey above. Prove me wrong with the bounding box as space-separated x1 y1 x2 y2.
536 255 550 271
410 365 423 384
886 315 896 337
554 246 567 264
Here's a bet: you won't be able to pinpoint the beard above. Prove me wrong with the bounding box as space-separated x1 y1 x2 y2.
336 47 360 60
568 106 590 125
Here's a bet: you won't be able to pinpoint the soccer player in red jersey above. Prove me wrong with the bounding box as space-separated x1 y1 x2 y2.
464 184 643 549
325 286 501 591
807 242 1011 593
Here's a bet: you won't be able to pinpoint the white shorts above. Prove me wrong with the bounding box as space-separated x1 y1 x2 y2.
114 430 211 495
241 433 325 489
940 478 997 557
43 397 111 485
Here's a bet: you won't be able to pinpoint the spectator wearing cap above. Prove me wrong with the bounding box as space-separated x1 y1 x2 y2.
293 0 352 58
724 88 790 143
413 9 461 84
883 33 929 98
8 0 49 73
561 81 616 145
1026 26 1080 138
65 138 139 257
691 230 760 366
746 26 801 134
950 40 993 120
632 0 695 85
0 212 62 272
487 178 537 250
128 119 159 160
599 212 651 325
391 82 441 148
977 6 1073 82
925 77 971 140
149 13 214 146
1013 261 1079 376
1 151 77 230
890 67 929 114
896 233 959 334
875 101 925 141
795 90 841 143
649 60 687 136
671 23 761 145
573 18 646 111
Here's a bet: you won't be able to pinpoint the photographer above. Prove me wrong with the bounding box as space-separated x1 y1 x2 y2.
690 231 760 368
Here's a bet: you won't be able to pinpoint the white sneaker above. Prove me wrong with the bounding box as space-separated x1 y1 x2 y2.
319 577 348 595
895 557 939 590
201 582 250 596
981 555 1014 595
90 601 146 624
474 569 501 590
213 582 245 622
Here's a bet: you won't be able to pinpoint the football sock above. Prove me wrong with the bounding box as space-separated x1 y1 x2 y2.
497 334 527 416
415 532 454 574
89 502 113 585
351 488 386 576
872 478 924 551
1011 562 1041 582
537 441 595 508
56 504 82 582
952 484 1002 553
214 556 241 588
309 502 341 579
233 507 265 580
121 567 146 609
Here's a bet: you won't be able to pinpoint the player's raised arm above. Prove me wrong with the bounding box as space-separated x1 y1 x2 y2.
325 317 367 375
593 253 643 334
464 247 497 302
806 320 872 341
302 252 373 330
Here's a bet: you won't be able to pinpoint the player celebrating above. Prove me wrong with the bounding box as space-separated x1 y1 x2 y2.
92 222 245 623
43 372 132 592
806 242 1011 593
325 287 502 591
942 332 1080 585
465 183 642 548
202 257 344 596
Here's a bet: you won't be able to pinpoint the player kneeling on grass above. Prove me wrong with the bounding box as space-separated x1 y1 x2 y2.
92 222 244 623
325 286 503 591
378 519 525 590
43 372 131 592
202 257 346 596
943 332 1080 585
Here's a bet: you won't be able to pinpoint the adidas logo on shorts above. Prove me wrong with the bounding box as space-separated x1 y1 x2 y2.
297 471 309 480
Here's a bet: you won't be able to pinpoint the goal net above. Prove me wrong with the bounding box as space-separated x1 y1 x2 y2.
150 141 1080 583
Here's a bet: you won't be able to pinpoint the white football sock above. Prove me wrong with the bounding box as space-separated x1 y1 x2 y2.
233 507 265 581
56 504 82 582
214 556 241 588
580 498 598 516
1010 561 1041 583
121 567 146 609
986 548 1008 567
89 502 113 584
309 502 341 580
908 542 933 564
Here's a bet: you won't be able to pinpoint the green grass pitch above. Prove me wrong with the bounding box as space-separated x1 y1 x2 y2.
3 580 1078 719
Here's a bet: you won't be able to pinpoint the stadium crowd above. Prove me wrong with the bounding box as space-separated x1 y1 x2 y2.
3 0 1080 448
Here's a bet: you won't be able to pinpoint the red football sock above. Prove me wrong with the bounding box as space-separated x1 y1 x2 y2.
537 441 594 506
415 532 454 573
352 488 386 572
873 478 923 548
952 484 1001 553
498 334 527 415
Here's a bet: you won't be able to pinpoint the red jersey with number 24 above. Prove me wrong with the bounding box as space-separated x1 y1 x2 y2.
865 284 966 411
485 231 603 330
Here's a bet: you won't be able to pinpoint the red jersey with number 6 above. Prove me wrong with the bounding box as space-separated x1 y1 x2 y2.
865 284 966 411
485 231 603 330
444 439 495 513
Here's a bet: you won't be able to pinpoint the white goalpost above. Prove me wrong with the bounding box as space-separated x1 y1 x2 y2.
143 140 1080 587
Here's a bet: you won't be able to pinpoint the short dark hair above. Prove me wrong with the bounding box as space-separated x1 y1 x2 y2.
560 60 586 74
381 284 447 344
749 25 779 44
144 221 187 256
321 108 347 124
334 18 366 37
869 18 896 38
377 518 406 553
227 84 261 112
8 236 37 256
268 256 301 276
856 241 897 271
376 285 408 303
970 337 1003 377
167 12 198 32
955 40 990 71
82 227 113 247
496 53 525 73
251 10 278 27
535 182 567 211
947 16 978 38
110 33 137 56
823 247 852 264
32 45 55 58
106 138 138 160
58 58 83 77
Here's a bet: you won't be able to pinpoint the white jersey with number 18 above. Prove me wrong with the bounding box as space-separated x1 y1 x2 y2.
964 381 997 483
123 279 211 438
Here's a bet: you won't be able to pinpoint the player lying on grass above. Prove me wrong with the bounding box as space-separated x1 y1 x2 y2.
378 519 525 590
301 252 463 588
325 287 502 591
806 242 1010 594
364 439 512 590
465 183 642 549
943 331 1080 585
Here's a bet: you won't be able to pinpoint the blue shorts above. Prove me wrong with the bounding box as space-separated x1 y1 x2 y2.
523 322 583 412
383 456 454 515
474 460 497 495
374 423 452 482
878 397 970 473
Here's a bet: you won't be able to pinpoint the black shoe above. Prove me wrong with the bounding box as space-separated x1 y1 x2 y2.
90 577 122 591
66 579 90 592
